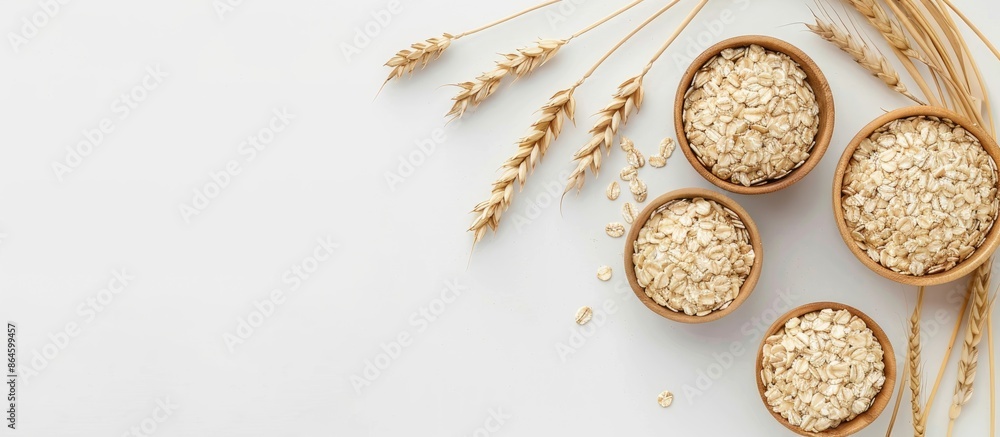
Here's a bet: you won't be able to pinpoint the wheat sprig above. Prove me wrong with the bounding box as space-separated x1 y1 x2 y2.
909 286 926 437
946 261 993 435
380 0 561 89
468 88 576 245
447 39 567 120
563 75 644 195
808 18 924 104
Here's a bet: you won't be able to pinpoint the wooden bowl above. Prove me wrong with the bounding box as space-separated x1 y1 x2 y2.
623 188 763 323
832 106 1000 286
673 35 835 195
755 302 896 437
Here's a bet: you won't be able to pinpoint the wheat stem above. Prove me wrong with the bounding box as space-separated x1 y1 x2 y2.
946 260 993 435
569 0 647 40
886 359 909 437
448 0 648 120
563 0 708 196
807 17 924 104
989 310 996 437
923 275 973 419
910 286 926 437
382 0 561 87
454 0 563 39
940 0 1000 62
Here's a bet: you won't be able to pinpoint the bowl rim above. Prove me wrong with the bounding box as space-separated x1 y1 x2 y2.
831 105 1000 286
673 35 836 195
623 187 763 323
754 301 897 437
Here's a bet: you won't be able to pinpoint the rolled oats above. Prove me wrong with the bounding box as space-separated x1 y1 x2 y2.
607 181 621 200
682 44 820 186
631 198 755 316
841 115 998 276
575 306 594 325
649 155 667 168
620 165 638 181
760 308 886 433
597 265 613 281
606 222 626 238
622 202 637 224
657 391 674 408
630 177 647 203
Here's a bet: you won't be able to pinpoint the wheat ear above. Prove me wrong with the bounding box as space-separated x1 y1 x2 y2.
468 88 576 245
844 0 921 59
946 261 993 435
381 0 561 87
563 76 644 195
807 18 924 104
448 39 567 120
562 0 708 196
447 0 649 119
910 286 926 437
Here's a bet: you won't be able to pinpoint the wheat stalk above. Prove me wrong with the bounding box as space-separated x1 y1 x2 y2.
946 261 993 435
909 286 926 437
469 88 576 245
447 0 649 120
807 18 924 104
447 39 567 120
381 0 561 88
563 0 708 196
563 75 644 195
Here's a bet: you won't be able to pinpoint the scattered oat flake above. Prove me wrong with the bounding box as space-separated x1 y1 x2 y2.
649 155 667 168
606 222 626 238
622 202 637 224
607 181 620 200
658 391 674 408
597 265 612 281
575 306 594 325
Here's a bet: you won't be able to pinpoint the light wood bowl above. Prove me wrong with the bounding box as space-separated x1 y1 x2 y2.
755 302 896 437
673 35 835 195
832 106 1000 286
623 188 763 323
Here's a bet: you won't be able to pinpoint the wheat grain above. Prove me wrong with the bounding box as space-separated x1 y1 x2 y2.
910 287 926 437
563 75 644 195
448 39 567 119
947 260 993 435
808 18 924 104
469 88 576 245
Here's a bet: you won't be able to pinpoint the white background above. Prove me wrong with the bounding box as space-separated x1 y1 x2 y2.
1 0 999 435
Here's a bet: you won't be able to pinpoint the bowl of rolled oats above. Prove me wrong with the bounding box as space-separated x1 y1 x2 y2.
624 188 762 323
674 36 835 195
756 302 895 436
834 106 1000 286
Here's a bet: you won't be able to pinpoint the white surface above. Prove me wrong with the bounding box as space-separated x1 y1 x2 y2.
1 0 999 435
